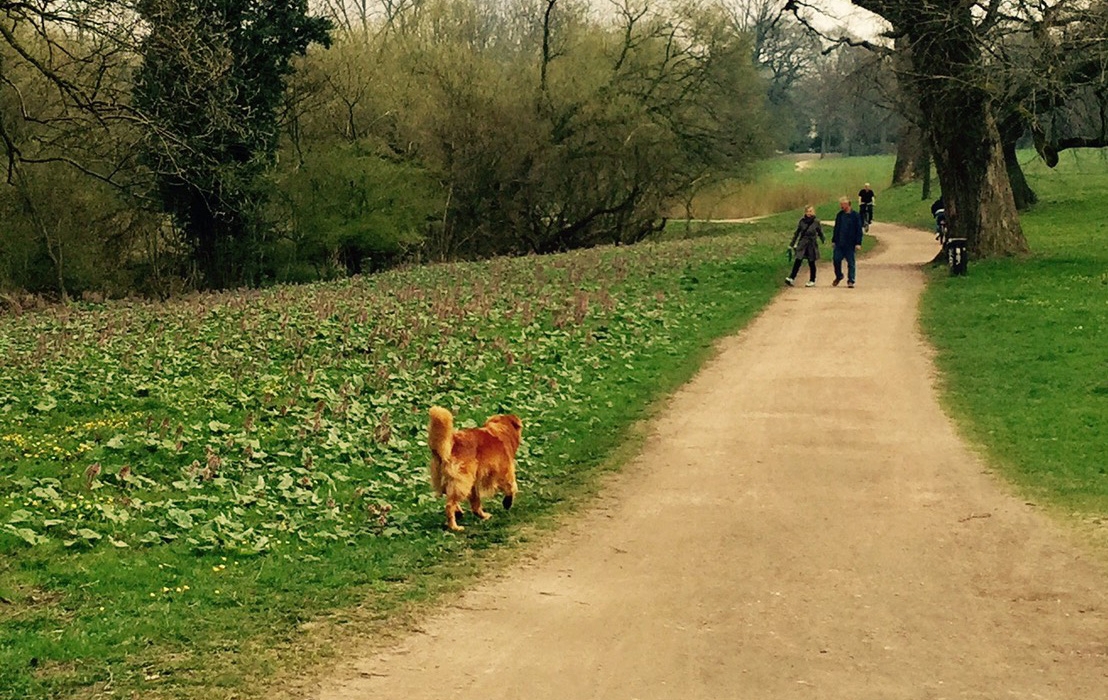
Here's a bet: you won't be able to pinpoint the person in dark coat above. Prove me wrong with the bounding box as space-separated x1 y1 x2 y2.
831 196 864 288
785 205 825 287
931 196 947 240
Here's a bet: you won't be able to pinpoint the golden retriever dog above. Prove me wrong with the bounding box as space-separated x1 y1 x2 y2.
428 406 522 532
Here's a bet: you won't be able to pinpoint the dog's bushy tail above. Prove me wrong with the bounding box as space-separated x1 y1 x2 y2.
428 406 454 494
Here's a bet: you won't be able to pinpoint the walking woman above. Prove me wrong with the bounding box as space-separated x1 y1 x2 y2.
785 205 825 287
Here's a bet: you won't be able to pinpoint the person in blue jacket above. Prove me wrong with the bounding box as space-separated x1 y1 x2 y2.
831 196 864 288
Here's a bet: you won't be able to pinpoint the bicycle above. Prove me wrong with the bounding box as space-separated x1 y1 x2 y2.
859 202 874 232
934 209 949 246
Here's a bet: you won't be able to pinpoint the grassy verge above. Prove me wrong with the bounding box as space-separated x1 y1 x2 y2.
855 150 1108 520
0 223 785 699
915 150 1108 520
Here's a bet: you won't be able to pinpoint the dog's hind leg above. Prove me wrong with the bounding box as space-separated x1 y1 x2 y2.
445 497 465 531
445 482 469 532
444 474 474 531
443 463 475 532
502 463 518 510
429 454 445 495
468 490 491 521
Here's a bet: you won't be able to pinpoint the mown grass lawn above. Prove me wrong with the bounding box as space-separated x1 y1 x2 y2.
863 149 1107 519
0 224 785 699
914 151 1108 519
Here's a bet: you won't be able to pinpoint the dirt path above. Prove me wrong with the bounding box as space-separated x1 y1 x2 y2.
311 223 1108 699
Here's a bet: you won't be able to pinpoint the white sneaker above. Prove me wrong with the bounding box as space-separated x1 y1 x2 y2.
805 281 816 287
784 277 794 286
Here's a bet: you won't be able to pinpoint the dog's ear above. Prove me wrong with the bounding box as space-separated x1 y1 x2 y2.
490 414 522 433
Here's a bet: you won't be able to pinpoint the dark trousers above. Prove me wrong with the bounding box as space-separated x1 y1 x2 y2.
860 202 874 226
833 245 857 283
789 258 816 282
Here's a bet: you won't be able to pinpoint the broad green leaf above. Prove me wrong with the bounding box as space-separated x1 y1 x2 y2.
138 531 162 544
166 508 194 529
3 524 46 546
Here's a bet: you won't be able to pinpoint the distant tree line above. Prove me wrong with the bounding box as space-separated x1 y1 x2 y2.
734 0 899 156
3 0 821 297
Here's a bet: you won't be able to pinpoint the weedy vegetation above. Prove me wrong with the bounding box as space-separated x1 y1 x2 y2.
676 154 894 220
0 224 783 698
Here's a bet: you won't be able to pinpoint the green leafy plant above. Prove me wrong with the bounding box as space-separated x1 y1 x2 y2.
0 223 782 698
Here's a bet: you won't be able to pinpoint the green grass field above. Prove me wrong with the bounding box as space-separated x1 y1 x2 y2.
916 151 1108 518
0 224 788 699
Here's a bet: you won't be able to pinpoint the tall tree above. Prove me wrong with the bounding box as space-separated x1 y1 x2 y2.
797 0 1108 253
1024 2 1108 167
887 39 924 186
0 1 142 186
982 4 1108 210
729 0 822 148
840 0 1028 257
134 0 331 288
0 2 158 297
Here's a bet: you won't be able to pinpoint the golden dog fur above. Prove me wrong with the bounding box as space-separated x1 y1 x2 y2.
428 406 522 532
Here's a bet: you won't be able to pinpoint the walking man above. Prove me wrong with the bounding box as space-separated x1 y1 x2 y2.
831 196 864 288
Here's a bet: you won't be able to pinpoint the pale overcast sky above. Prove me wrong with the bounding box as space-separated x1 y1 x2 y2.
806 0 888 41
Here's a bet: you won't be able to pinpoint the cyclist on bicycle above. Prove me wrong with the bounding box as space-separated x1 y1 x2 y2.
931 196 947 242
858 183 875 230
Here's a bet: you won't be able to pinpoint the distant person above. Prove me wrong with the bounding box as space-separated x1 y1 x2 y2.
858 183 876 229
831 196 864 288
785 205 825 287
931 196 947 241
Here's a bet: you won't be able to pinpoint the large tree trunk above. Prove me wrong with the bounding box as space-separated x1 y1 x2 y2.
1003 139 1037 211
920 144 932 200
891 119 924 185
902 5 1028 257
184 190 244 290
890 38 924 187
855 0 1029 257
928 113 1027 257
187 203 226 290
